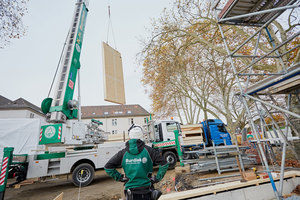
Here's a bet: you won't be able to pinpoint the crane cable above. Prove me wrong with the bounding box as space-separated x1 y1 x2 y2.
47 30 70 98
106 4 117 49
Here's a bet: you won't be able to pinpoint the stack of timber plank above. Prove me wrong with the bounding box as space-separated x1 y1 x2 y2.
181 124 204 146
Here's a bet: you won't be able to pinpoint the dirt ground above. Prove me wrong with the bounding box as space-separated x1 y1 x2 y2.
5 150 300 200
5 170 124 200
4 166 252 200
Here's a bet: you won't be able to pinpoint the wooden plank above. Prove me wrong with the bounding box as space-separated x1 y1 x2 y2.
182 130 202 135
181 124 203 128
183 139 203 143
183 141 203 145
183 136 203 141
102 42 126 104
183 139 202 142
13 178 39 189
53 192 64 200
160 171 300 200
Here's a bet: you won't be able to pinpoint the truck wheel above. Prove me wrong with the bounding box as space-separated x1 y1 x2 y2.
72 163 94 187
183 153 191 160
163 151 177 169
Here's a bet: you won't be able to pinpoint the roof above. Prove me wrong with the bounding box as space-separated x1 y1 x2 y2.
218 0 297 26
0 96 44 115
0 95 12 105
81 104 150 119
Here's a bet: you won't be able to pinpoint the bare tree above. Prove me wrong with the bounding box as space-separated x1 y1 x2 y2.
139 0 299 133
0 0 28 48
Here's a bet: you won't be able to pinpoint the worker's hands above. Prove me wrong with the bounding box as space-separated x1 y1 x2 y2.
150 175 160 184
119 174 129 183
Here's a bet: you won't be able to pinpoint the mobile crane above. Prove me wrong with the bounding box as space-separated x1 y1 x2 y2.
0 0 238 192
0 0 125 188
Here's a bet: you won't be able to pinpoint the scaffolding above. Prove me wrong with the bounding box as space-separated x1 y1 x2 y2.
212 0 300 199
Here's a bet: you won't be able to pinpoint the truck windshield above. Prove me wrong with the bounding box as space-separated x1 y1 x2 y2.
166 122 178 132
218 125 227 133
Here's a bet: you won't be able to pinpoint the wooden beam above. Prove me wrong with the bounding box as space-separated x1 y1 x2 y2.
53 192 64 200
160 171 300 200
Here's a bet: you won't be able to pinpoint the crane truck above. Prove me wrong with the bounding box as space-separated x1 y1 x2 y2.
0 0 235 191
0 0 124 188
0 0 180 188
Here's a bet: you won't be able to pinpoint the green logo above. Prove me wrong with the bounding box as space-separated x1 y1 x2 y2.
44 126 56 138
142 157 147 164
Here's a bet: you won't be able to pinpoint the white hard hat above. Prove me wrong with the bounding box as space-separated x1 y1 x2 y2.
128 125 143 140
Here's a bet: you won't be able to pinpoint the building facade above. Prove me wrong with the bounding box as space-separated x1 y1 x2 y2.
0 96 150 139
81 104 150 135
0 95 45 120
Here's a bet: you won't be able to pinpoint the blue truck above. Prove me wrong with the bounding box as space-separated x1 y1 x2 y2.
201 119 232 147
147 119 232 167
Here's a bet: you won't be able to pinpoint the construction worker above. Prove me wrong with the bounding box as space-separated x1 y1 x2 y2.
104 124 169 200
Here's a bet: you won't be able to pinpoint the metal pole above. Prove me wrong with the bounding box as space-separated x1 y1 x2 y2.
239 73 285 76
217 21 280 200
228 9 293 56
279 94 291 196
235 137 245 173
279 141 286 196
237 31 300 74
265 27 286 72
212 141 221 174
219 4 300 23
279 44 300 58
232 55 278 58
245 31 261 91
253 101 268 167
254 101 277 171
259 99 299 160
269 95 300 137
245 94 300 119
77 68 82 122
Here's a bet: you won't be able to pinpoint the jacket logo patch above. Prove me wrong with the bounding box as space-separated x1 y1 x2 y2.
126 158 141 164
126 157 148 164
142 157 147 164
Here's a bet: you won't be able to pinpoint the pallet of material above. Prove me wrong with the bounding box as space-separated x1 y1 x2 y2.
182 136 203 146
181 124 204 145
181 124 203 135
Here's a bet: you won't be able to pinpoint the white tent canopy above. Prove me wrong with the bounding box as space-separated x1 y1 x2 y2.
0 119 42 160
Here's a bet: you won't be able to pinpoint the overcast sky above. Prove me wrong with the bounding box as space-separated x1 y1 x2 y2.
0 0 173 112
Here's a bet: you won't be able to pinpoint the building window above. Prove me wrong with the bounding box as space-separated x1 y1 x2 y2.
30 113 34 118
144 118 147 124
112 130 118 134
128 118 134 125
112 119 117 126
